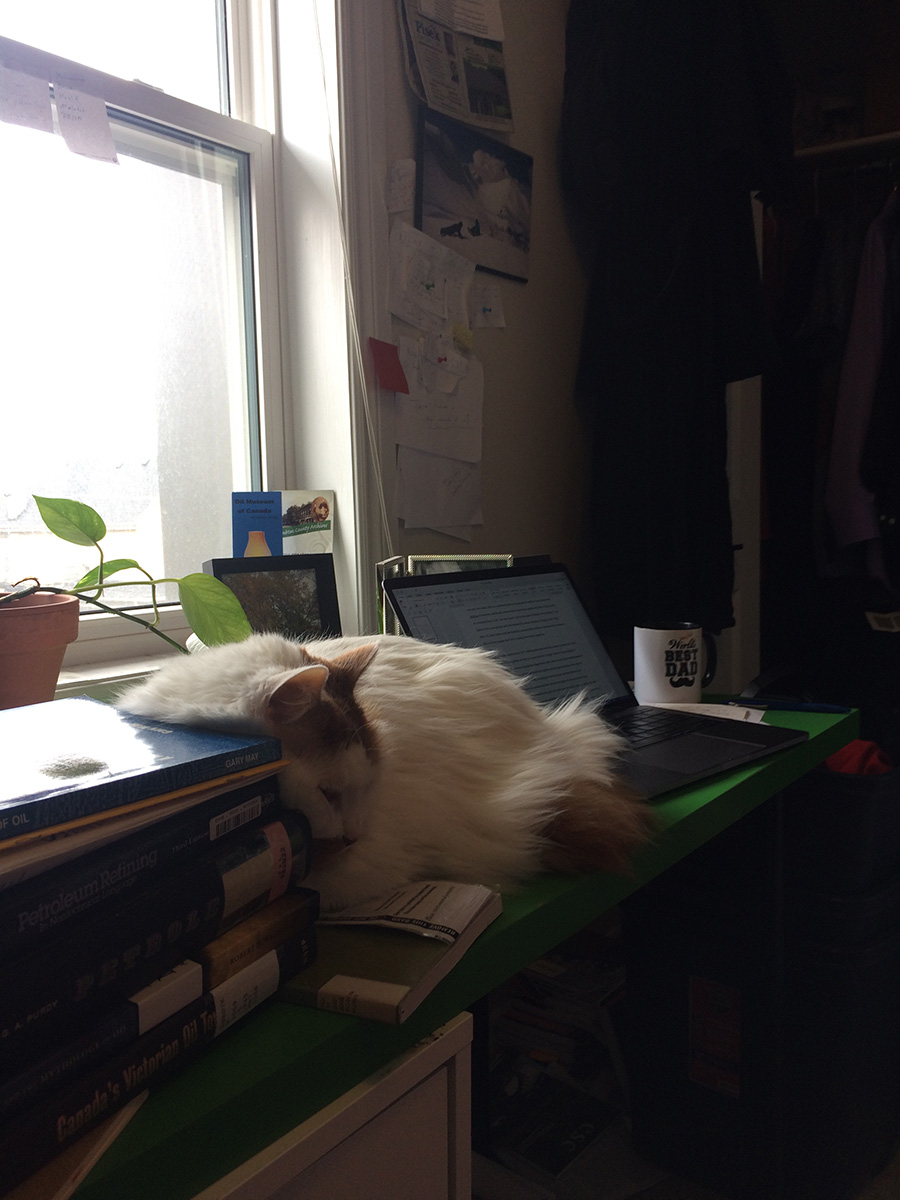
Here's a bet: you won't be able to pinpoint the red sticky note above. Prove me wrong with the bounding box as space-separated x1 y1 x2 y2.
368 337 409 393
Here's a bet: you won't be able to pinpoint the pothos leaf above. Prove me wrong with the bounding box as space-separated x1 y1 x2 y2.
178 574 252 647
33 496 107 547
72 560 143 591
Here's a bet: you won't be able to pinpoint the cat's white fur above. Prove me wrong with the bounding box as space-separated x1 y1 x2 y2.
117 633 652 910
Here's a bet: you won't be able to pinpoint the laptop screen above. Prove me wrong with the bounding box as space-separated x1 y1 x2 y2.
383 564 633 710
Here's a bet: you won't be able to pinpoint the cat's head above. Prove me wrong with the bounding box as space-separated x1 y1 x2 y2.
263 643 380 845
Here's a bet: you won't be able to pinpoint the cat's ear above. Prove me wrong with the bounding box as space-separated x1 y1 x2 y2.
328 643 378 684
267 665 331 720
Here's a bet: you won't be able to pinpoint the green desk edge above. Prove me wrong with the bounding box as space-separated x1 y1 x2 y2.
75 708 858 1200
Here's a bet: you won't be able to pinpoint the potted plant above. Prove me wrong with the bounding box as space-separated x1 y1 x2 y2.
0 496 252 708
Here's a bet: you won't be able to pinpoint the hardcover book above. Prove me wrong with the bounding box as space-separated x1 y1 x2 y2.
0 930 315 1193
0 891 320 1121
0 776 285 957
0 961 204 1122
0 761 286 884
281 880 502 1024
0 811 312 1069
198 887 320 989
0 696 283 842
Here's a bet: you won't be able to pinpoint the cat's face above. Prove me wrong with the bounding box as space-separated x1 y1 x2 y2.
263 643 379 843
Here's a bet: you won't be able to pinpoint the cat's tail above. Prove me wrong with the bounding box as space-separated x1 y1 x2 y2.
536 699 658 875
540 776 656 876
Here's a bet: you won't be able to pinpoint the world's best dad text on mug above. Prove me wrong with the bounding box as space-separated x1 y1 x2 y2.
633 623 717 705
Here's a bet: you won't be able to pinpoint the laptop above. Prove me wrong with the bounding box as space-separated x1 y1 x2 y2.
382 562 808 800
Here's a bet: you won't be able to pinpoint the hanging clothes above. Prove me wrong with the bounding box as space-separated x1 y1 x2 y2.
559 0 796 636
824 189 900 557
860 193 900 590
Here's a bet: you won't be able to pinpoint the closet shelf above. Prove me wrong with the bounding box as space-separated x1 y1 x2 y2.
796 130 900 169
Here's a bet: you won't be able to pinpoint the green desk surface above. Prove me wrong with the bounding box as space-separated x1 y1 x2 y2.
76 708 857 1200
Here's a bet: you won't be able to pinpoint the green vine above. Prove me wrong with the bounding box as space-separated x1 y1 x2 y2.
0 497 252 653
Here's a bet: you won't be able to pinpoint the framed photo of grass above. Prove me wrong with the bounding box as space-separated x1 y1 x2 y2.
203 554 341 640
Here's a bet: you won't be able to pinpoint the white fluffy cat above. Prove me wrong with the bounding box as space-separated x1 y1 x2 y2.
117 634 653 910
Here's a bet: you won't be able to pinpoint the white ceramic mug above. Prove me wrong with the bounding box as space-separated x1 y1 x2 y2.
633 623 717 705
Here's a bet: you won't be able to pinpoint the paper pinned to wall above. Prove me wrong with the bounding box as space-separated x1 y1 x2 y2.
395 344 483 462
0 65 53 134
416 0 505 41
397 0 512 132
469 281 505 328
369 337 410 392
395 445 483 530
389 221 474 334
387 157 417 213
423 331 468 378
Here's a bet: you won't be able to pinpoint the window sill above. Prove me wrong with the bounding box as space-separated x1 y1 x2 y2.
57 608 190 702
55 656 167 703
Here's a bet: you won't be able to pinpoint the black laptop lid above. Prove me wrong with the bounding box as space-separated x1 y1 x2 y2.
382 563 636 712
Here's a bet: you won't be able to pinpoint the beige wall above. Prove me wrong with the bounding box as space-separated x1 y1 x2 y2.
373 1 593 588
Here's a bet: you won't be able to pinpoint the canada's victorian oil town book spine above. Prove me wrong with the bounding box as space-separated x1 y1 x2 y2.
0 931 315 1194
0 889 320 1121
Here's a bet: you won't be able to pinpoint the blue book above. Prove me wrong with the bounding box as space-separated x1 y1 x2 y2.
0 696 283 843
231 491 283 557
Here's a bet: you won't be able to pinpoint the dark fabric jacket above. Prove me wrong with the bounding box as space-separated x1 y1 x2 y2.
560 0 796 635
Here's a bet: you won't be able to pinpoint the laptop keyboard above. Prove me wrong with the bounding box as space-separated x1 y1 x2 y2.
613 706 709 747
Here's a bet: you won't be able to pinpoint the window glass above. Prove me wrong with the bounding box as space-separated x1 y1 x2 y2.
0 101 259 606
0 1 225 113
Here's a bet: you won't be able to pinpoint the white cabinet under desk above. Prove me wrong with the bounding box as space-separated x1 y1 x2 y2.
190 1014 473 1200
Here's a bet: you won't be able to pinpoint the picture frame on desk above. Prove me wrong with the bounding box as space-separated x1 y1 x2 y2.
406 554 513 576
203 554 342 641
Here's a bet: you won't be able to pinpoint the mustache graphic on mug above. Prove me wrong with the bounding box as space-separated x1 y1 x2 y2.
633 623 717 706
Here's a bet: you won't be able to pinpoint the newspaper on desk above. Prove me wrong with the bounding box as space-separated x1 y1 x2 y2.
320 879 498 944
397 0 513 131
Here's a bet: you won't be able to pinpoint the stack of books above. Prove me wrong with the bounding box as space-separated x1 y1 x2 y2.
0 696 320 1195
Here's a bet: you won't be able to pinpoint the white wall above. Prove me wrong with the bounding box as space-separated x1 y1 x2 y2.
276 0 758 687
338 0 594 624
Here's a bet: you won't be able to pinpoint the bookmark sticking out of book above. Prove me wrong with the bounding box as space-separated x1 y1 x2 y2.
281 880 502 1024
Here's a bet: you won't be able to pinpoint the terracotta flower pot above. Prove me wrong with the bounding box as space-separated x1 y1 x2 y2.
0 592 81 709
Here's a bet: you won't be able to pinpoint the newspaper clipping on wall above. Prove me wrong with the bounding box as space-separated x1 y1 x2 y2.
398 0 513 131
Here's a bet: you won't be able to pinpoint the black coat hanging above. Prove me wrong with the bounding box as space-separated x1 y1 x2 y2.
560 0 796 637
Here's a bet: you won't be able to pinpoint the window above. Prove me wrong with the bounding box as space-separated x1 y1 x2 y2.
0 19 284 658
0 1 225 113
1 2 372 670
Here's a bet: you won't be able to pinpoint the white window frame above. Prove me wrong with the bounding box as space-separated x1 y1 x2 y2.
0 27 288 674
3 1 388 692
